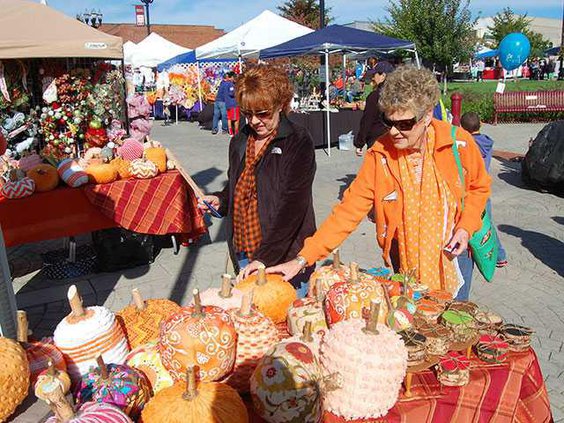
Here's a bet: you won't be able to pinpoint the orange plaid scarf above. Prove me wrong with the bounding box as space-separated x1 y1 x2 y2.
397 126 460 294
232 133 275 258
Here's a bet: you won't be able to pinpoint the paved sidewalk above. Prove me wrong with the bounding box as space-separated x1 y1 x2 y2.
7 121 563 422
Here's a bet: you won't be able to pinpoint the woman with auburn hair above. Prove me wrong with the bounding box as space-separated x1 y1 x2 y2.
199 64 316 296
268 65 491 301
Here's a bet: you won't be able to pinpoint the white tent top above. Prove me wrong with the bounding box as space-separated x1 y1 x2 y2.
128 32 190 68
195 10 313 60
123 41 138 65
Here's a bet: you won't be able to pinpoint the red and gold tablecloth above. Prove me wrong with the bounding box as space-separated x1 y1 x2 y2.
0 170 206 247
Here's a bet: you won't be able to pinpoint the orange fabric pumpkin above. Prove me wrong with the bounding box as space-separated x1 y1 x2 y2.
159 289 237 382
117 289 181 349
111 157 132 179
144 141 167 173
86 163 118 184
141 366 248 423
26 164 59 192
0 337 30 422
237 265 297 324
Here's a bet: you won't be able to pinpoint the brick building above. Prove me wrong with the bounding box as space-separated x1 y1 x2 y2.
99 24 224 49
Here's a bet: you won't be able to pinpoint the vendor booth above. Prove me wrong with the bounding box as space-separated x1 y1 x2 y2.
127 32 190 69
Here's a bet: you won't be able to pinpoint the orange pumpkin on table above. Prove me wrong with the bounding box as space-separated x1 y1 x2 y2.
86 163 118 184
144 140 167 173
158 289 237 382
236 264 297 324
111 157 132 179
26 164 59 192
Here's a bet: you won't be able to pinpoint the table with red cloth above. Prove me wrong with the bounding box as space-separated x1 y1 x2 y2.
249 348 552 422
0 170 206 247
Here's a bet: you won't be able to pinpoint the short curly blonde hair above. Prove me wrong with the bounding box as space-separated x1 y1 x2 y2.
235 64 294 113
379 65 440 119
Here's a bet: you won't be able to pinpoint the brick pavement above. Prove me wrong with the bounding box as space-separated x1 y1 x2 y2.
7 121 563 422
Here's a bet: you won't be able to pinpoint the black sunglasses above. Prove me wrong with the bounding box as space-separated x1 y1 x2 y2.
382 116 420 132
241 109 273 120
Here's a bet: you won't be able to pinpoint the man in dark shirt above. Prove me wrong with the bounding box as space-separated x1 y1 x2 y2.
354 61 394 156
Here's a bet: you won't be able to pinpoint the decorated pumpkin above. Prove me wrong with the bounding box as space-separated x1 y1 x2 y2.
53 285 129 382
85 163 118 184
75 356 151 419
141 365 248 423
192 274 244 310
251 336 323 423
159 289 237 382
117 289 180 349
57 158 89 188
18 152 43 172
287 280 329 337
321 301 408 420
0 337 30 422
130 158 158 179
324 262 388 326
308 249 348 298
26 164 59 192
224 291 279 393
237 264 297 324
1 171 35 199
118 138 144 161
35 362 71 398
144 140 167 173
111 157 132 179
126 342 173 394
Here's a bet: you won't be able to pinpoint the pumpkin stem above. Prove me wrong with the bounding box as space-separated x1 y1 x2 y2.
192 288 204 317
40 383 75 422
131 288 146 311
239 290 254 317
219 274 233 299
257 264 267 286
332 248 341 270
183 366 198 401
16 310 29 343
301 321 314 343
67 285 85 318
46 360 56 377
96 355 109 380
349 262 359 283
362 300 381 335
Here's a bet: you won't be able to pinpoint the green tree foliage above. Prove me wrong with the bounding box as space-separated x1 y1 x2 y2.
374 0 476 70
277 0 333 29
487 8 553 58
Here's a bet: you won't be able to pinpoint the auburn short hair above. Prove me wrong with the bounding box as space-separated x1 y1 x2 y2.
235 64 294 113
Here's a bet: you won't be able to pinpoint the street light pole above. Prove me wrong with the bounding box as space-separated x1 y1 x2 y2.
558 1 564 80
140 0 154 36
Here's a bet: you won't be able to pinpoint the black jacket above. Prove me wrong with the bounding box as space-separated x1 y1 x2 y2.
215 115 317 271
354 84 387 149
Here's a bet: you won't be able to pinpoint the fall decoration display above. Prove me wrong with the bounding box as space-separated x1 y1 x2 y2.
321 301 408 420
159 288 237 382
416 322 451 357
251 334 323 423
130 158 158 179
53 285 129 381
85 163 118 184
75 356 151 420
144 140 167 173
415 299 444 325
35 362 71 399
287 280 328 337
17 310 66 386
141 366 248 423
474 310 504 336
1 172 35 199
27 163 59 192
117 289 180 349
0 337 30 422
118 138 144 161
126 342 173 394
57 158 88 188
447 301 480 315
225 291 279 393
237 265 297 324
193 274 244 310
18 152 42 172
324 262 388 326
308 249 349 298
110 157 132 179
475 335 509 363
426 290 453 305
500 324 533 352
441 310 477 343
399 330 427 367
437 352 470 387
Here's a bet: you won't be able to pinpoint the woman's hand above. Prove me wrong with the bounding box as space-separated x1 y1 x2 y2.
236 260 264 283
197 195 220 214
445 228 470 258
266 259 303 282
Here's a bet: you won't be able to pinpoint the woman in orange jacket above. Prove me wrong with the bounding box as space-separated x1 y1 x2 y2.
264 65 491 300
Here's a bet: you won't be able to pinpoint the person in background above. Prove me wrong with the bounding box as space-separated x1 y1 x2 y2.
211 73 230 135
354 61 394 156
476 59 485 82
225 72 240 136
199 64 317 297
345 75 362 103
362 57 379 99
460 112 508 268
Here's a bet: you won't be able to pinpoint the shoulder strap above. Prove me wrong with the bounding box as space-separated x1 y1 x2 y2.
450 125 465 209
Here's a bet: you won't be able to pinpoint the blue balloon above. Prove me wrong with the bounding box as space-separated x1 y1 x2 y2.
498 33 531 71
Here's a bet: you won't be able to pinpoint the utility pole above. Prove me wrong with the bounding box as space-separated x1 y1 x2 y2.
140 0 154 36
558 1 564 80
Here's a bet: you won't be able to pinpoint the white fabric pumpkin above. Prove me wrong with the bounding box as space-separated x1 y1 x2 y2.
129 159 158 179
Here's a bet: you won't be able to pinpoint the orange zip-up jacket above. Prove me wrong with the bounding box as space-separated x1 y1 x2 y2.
300 118 492 266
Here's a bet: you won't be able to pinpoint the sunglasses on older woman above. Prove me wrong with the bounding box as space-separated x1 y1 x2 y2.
382 116 420 132
241 109 274 120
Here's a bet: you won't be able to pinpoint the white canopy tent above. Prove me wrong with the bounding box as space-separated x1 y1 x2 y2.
123 41 138 65
195 10 313 61
128 33 190 68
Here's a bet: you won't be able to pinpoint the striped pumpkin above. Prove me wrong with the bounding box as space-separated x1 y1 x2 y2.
57 159 89 188
130 159 158 179
44 402 133 423
1 177 35 199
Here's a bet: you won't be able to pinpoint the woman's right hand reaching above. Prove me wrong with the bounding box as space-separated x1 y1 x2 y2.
197 195 221 215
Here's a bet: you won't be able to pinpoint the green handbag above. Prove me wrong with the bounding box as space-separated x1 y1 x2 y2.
450 126 498 282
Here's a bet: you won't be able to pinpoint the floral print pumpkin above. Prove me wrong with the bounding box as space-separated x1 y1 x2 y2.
126 341 173 394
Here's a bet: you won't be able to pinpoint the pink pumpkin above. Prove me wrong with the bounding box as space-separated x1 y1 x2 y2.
118 139 144 161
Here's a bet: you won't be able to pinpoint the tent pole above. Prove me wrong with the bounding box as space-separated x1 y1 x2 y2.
342 53 347 102
197 61 203 110
121 59 130 136
176 105 179 125
325 49 331 157
414 46 421 69
0 225 17 338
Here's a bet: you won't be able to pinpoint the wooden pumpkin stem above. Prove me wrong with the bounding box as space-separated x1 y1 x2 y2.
301 321 314 343
240 290 254 317
257 264 267 286
332 248 341 270
67 285 85 318
350 262 360 283
363 300 381 335
42 383 75 422
96 355 109 380
219 274 233 299
183 366 198 401
192 288 204 316
47 360 56 377
131 288 146 310
17 310 29 343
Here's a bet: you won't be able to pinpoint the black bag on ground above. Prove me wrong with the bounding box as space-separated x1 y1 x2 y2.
521 120 564 193
92 228 162 272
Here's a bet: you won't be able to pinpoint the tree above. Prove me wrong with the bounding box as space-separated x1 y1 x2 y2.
487 8 553 58
277 0 332 30
374 0 476 71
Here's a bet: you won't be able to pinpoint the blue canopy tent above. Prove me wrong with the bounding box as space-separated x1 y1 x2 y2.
545 46 561 56
260 25 416 155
